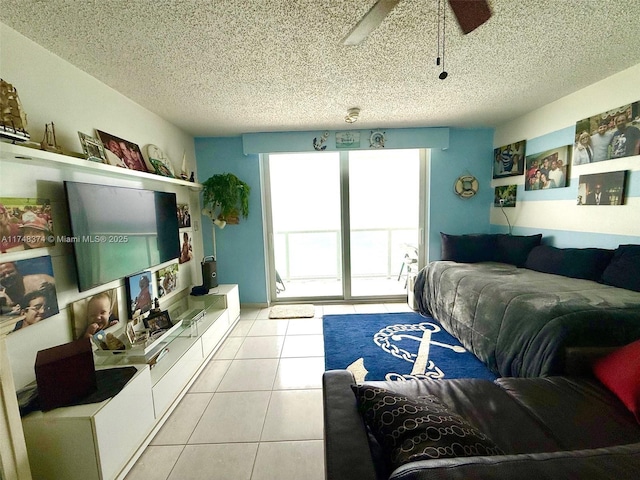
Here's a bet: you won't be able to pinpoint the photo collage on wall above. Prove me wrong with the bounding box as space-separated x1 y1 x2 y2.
0 255 59 335
573 100 638 206
1 198 55 253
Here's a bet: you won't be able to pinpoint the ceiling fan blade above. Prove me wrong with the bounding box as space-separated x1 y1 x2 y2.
342 0 402 46
448 0 492 34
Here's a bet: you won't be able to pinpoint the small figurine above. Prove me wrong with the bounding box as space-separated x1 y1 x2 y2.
189 172 195 182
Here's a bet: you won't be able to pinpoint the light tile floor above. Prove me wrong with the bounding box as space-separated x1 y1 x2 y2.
125 302 413 480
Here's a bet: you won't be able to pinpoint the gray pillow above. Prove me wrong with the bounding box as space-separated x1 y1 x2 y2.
351 384 504 470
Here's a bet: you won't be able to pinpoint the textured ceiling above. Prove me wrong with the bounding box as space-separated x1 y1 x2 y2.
1 0 639 137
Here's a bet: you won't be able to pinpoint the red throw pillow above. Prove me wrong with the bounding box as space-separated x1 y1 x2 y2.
593 339 640 423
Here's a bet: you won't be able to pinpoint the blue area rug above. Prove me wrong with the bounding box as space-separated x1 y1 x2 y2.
323 312 497 382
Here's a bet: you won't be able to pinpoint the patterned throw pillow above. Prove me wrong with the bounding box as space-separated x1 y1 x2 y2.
351 384 504 470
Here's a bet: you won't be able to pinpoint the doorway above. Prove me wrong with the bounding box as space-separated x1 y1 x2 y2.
264 149 425 302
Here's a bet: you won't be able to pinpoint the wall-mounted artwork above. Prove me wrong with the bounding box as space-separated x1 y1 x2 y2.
71 288 119 340
493 140 526 178
125 270 154 318
574 101 640 164
525 146 571 190
494 185 517 207
179 231 193 264
177 203 191 228
0 255 59 334
577 171 627 206
336 131 361 149
156 263 178 298
96 129 148 172
1 198 54 253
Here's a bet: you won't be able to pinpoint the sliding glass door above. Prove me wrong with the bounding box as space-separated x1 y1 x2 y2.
264 149 425 302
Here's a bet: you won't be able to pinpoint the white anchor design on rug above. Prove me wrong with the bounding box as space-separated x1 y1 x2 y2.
347 322 466 382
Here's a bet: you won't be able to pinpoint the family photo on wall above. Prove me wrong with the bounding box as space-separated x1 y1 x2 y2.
574 101 640 165
0 256 59 334
577 171 627 206
1 198 55 253
525 146 570 190
493 140 526 178
71 288 119 340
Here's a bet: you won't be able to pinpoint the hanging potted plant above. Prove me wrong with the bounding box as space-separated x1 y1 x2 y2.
202 173 251 228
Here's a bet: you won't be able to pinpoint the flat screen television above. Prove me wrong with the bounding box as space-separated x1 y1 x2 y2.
64 181 180 291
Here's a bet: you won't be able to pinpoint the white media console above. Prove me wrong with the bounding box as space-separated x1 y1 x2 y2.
20 285 240 480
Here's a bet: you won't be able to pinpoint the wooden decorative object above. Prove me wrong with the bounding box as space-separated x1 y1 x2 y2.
0 78 30 142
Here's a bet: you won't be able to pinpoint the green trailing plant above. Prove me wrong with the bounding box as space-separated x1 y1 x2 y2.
202 173 251 223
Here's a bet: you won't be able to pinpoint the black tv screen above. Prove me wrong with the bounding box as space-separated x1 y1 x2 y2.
64 181 180 291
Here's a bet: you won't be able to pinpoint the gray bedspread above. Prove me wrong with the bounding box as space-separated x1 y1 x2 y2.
415 261 640 377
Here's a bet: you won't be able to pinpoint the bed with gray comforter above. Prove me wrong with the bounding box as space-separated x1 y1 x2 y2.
415 260 640 377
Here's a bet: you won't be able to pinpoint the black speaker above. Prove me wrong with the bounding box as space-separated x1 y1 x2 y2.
202 256 218 289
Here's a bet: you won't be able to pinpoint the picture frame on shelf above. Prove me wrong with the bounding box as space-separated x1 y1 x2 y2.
143 310 172 334
96 129 149 172
77 132 107 163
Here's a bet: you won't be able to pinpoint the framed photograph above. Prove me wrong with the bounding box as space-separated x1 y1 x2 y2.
156 263 178 298
177 203 191 228
525 146 571 190
125 271 154 318
494 185 517 207
1 197 55 253
0 255 59 334
126 317 148 346
179 231 193 264
70 288 119 340
493 140 526 178
336 131 361 149
574 101 640 164
96 129 149 172
577 170 627 206
143 310 172 333
78 132 107 163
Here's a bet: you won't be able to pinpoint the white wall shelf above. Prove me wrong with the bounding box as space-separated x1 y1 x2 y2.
0 141 203 190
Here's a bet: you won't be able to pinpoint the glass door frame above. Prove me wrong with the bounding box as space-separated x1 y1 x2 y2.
262 149 428 304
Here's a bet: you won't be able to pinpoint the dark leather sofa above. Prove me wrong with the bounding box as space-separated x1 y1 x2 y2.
323 368 640 479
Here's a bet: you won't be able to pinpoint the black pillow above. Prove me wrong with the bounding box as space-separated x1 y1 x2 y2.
525 245 614 281
351 384 504 470
601 245 640 292
493 234 542 267
440 233 496 263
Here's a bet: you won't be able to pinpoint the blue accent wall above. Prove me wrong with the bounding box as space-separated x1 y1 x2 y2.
196 128 495 303
428 128 495 261
195 136 267 304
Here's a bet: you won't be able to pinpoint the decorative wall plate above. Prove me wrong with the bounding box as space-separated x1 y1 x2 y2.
145 144 175 177
454 175 479 198
369 130 386 148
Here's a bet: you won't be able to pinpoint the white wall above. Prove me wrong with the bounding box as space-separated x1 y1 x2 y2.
491 63 640 246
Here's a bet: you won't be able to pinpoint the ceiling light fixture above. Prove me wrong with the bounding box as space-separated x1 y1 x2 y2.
436 0 448 80
345 107 361 123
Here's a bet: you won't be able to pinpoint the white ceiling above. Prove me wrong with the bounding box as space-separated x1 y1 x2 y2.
1 0 639 137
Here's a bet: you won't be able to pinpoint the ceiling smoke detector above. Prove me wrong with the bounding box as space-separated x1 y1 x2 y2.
344 108 361 123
